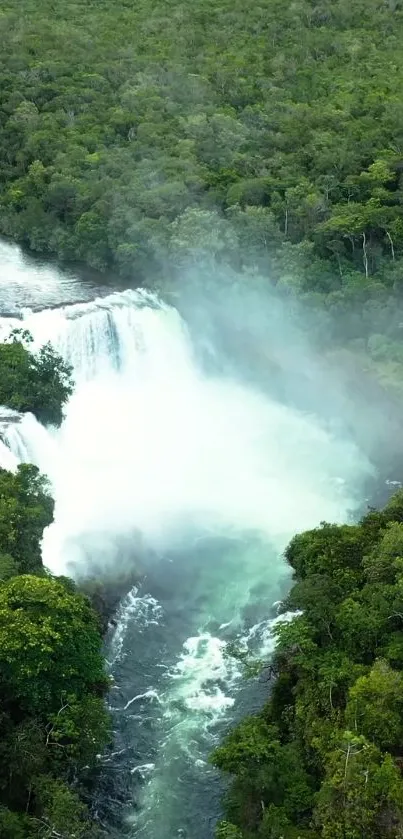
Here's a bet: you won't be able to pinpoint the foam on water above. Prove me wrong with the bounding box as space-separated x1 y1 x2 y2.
242 610 301 659
130 763 155 778
108 586 163 668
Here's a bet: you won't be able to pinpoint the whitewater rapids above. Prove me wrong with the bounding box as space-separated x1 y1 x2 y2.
0 285 374 837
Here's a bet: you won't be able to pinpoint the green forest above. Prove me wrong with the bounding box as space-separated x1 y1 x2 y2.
2 0 403 379
3 0 403 837
0 338 109 839
213 493 403 839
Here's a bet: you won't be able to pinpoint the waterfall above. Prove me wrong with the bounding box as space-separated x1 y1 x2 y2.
0 289 183 381
0 286 375 838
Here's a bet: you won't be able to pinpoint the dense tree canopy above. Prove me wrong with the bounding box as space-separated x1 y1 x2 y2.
0 330 73 426
0 574 110 838
212 493 403 838
1 1 403 383
0 463 53 575
0 574 108 713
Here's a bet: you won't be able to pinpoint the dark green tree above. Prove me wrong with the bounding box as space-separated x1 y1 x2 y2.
0 331 73 426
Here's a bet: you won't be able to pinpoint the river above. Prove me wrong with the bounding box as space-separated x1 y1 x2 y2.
0 238 398 838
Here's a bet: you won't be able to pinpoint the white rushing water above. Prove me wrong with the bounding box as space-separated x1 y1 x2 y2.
0 286 374 837
0 289 372 574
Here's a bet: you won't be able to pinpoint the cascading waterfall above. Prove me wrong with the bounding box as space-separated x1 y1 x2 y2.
0 287 374 838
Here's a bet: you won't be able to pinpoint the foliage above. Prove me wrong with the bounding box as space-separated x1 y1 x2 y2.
216 822 243 839
1 1 403 327
33 775 101 839
0 574 108 713
2 0 403 390
0 463 53 574
212 490 403 838
0 330 73 426
0 463 110 837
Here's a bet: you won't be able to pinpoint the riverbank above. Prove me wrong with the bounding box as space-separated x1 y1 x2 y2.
212 489 403 839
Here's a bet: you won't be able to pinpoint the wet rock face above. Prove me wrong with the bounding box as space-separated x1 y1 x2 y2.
79 571 141 635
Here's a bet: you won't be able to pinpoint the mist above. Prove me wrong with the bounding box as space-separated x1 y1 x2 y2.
0 264 380 584
172 262 403 475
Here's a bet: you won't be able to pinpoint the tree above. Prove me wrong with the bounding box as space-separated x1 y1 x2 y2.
0 554 19 581
286 574 343 640
0 332 73 427
212 720 313 832
363 522 403 583
169 208 238 263
0 464 54 574
33 776 98 839
0 575 108 714
216 822 243 839
0 808 29 839
212 716 279 777
346 660 403 751
284 523 369 581
28 342 74 427
46 693 110 770
314 736 403 838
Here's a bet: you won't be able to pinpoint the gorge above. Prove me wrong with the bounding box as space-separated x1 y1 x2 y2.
0 239 394 838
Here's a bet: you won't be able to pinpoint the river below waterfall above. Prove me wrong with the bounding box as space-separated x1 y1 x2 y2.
0 239 400 838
